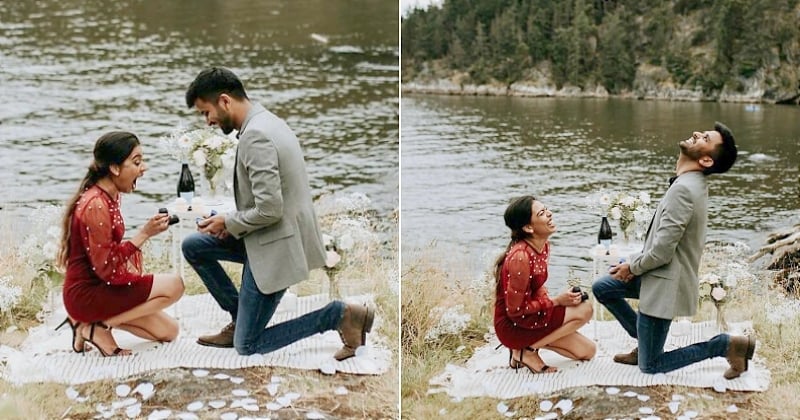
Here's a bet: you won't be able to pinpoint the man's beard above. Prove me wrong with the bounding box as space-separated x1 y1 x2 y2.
679 142 704 160
218 112 235 135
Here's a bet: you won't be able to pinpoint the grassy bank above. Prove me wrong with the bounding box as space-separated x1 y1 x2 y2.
401 243 800 419
0 196 399 419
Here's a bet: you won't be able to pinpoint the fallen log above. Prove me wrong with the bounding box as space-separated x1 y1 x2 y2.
750 223 800 293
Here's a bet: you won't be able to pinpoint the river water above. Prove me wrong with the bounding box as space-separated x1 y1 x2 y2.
401 94 799 290
0 0 398 230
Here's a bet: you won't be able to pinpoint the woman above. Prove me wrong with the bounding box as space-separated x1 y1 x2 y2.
494 195 596 374
56 131 185 356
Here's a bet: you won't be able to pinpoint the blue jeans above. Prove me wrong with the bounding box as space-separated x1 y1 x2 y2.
182 232 345 355
593 274 730 373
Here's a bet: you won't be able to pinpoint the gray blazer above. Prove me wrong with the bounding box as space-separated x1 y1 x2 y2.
224 103 326 294
628 171 708 319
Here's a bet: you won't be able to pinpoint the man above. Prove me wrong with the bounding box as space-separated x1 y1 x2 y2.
181 67 373 361
592 122 754 379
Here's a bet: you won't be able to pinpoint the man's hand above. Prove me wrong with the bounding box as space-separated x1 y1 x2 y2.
609 262 635 282
197 214 229 239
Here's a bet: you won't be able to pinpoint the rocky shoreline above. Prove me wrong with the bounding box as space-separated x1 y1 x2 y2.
402 65 800 105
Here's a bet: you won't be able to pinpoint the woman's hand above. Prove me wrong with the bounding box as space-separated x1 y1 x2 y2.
140 213 170 238
554 288 583 306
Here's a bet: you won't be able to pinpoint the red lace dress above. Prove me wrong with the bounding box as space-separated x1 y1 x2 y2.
62 186 154 323
494 241 566 350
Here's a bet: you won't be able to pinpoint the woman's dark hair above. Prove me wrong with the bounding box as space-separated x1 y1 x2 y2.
704 121 737 175
493 195 536 284
185 67 249 108
57 131 141 268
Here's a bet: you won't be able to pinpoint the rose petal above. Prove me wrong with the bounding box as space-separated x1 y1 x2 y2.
668 401 680 414
133 382 155 396
147 409 172 420
496 402 509 414
208 400 226 409
539 400 553 412
125 403 142 419
116 384 131 398
187 401 204 411
554 399 573 415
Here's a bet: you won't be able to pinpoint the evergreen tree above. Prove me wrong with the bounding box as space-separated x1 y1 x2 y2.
598 9 636 92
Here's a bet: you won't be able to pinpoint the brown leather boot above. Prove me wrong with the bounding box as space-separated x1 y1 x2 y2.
724 335 755 379
334 303 375 361
613 347 638 365
197 322 235 348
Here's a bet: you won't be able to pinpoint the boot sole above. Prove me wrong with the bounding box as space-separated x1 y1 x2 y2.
744 336 756 372
361 305 375 346
745 336 756 360
196 339 234 348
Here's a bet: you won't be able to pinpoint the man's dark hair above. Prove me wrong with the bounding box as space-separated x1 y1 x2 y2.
185 67 249 108
705 121 737 175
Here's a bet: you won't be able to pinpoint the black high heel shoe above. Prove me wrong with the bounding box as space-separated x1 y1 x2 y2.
511 348 557 374
55 317 86 353
508 349 523 369
83 322 129 357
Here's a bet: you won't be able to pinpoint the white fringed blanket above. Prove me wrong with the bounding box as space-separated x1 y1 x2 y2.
0 293 390 385
429 320 769 399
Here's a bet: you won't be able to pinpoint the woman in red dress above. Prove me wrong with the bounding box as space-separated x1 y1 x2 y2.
56 131 185 356
494 195 596 373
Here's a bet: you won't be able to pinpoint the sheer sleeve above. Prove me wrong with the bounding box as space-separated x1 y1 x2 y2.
504 249 555 329
78 196 145 285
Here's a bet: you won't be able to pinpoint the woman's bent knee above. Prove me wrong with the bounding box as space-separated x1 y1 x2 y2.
171 274 185 298
582 342 597 360
157 317 180 342
581 301 594 321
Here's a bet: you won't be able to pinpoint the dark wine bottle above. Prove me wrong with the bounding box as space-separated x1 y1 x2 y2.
177 162 195 207
598 216 612 254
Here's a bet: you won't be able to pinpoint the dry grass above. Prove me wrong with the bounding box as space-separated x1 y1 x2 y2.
401 245 800 419
0 206 399 419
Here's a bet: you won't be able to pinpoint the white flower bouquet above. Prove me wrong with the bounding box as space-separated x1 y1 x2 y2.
602 191 653 242
316 192 380 299
163 128 238 196
698 245 755 331
699 273 733 331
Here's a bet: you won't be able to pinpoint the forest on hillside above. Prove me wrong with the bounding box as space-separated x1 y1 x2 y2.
401 0 800 103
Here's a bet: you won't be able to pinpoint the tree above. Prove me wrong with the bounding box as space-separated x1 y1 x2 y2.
598 10 636 92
